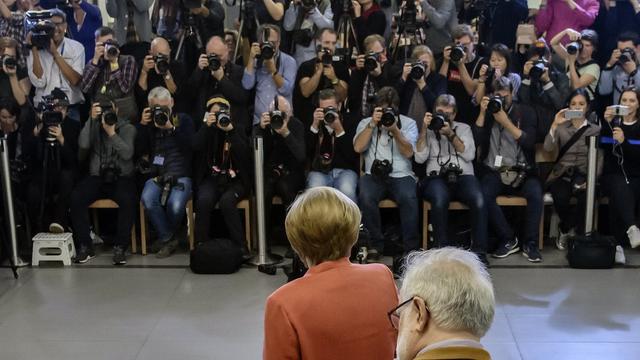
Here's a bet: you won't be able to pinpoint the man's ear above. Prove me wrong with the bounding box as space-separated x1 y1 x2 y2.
413 297 430 332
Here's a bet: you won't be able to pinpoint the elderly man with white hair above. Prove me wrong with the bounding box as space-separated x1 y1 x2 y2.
392 248 495 360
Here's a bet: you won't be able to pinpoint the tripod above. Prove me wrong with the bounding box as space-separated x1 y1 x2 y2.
37 138 61 233
336 0 359 58
174 12 203 63
233 0 260 63
0 135 26 279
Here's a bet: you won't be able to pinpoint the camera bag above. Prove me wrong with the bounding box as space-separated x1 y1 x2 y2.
190 238 243 274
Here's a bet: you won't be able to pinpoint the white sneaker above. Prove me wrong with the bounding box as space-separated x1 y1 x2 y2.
626 225 640 249
48 223 64 234
615 245 626 265
556 228 575 251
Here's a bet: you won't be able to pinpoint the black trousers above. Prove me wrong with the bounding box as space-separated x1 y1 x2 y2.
195 177 246 247
601 174 640 245
263 171 305 244
548 178 587 234
70 176 137 249
27 169 76 232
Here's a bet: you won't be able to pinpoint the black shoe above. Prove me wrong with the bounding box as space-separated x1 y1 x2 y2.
112 246 127 265
156 239 178 259
150 240 166 254
74 246 95 264
492 237 520 258
522 243 542 263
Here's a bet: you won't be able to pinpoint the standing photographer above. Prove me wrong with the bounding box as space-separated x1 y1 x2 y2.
474 76 542 262
105 0 153 44
26 89 80 234
152 0 225 43
137 37 185 109
352 0 386 50
419 0 458 57
71 101 137 265
0 37 30 107
137 87 194 258
283 0 333 66
353 86 419 259
416 94 487 264
599 32 640 105
0 0 33 69
550 28 600 100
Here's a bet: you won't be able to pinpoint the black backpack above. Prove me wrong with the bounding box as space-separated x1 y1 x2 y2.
190 238 243 274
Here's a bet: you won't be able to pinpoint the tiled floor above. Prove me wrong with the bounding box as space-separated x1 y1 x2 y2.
1 248 640 360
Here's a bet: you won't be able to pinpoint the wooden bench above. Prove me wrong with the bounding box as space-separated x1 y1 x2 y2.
89 199 138 253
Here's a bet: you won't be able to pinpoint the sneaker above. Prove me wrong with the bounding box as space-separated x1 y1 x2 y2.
522 243 542 263
615 245 626 265
150 240 167 254
112 246 127 265
48 223 64 234
627 225 640 249
492 238 520 258
156 239 178 259
556 228 575 251
74 246 95 264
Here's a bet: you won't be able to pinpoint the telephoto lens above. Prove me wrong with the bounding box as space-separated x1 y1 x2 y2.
269 110 284 130
450 45 465 63
2 56 17 69
101 104 118 126
152 105 170 127
529 60 546 80
429 112 446 132
154 54 170 74
619 48 635 64
105 41 119 58
216 110 231 127
487 96 504 114
410 62 425 80
260 42 275 60
207 54 221 71
364 51 379 72
323 106 339 125
380 108 396 127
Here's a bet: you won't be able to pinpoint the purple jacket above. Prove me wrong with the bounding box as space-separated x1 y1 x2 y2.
535 0 600 44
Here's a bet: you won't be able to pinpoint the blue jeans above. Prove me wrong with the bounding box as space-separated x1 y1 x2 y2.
421 175 488 254
358 174 419 253
481 172 543 248
306 169 358 204
141 177 192 243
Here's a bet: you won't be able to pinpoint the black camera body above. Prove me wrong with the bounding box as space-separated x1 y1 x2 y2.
151 105 171 127
207 53 221 71
323 106 339 125
371 159 392 179
101 103 117 125
38 95 63 142
25 11 55 50
154 54 170 75
2 55 17 70
269 110 285 130
380 107 396 127
485 66 496 84
429 112 446 132
216 109 231 127
364 51 380 72
317 45 333 66
301 0 316 10
450 45 465 63
440 163 463 186
566 41 583 56
510 162 531 189
619 47 636 65
529 59 547 80
259 42 275 60
410 61 425 80
488 95 505 114
399 0 418 33
104 40 119 59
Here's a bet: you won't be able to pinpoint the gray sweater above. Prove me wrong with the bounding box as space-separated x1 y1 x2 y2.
78 118 137 177
598 65 640 104
421 0 458 56
543 118 601 183
106 0 153 44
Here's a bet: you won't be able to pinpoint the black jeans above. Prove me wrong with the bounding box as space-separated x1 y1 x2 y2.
263 171 305 244
70 176 137 249
195 177 246 247
601 174 640 245
548 178 587 234
27 169 75 232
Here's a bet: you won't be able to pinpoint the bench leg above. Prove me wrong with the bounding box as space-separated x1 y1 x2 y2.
538 207 544 250
187 200 195 251
423 207 429 249
92 209 100 235
131 222 137 254
244 205 251 251
140 203 147 255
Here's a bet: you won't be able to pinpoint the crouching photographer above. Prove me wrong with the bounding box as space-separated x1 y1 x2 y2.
26 89 80 234
137 87 194 258
474 76 542 262
416 95 488 264
193 96 252 256
353 87 419 259
70 100 137 265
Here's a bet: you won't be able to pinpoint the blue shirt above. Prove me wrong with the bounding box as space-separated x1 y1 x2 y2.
354 114 418 179
63 2 103 64
242 52 297 125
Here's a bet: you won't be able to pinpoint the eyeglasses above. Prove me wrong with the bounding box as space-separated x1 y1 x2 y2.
387 298 414 330
52 21 66 28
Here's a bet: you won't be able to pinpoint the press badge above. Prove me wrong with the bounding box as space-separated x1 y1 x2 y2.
494 155 503 168
153 156 165 166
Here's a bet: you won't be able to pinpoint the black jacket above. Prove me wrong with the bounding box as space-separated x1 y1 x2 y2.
253 117 306 176
349 62 400 122
306 112 359 173
397 71 448 118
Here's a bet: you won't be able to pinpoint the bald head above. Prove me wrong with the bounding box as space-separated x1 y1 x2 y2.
150 37 171 58
271 96 292 118
206 36 229 66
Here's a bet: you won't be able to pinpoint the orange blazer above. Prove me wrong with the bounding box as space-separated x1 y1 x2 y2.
263 257 399 360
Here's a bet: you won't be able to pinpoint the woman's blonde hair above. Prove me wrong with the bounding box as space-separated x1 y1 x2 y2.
285 187 361 265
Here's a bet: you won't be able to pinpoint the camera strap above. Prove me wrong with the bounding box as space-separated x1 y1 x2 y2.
372 126 394 168
317 126 335 160
554 124 590 168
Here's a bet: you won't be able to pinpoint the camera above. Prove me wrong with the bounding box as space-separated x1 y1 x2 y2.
104 40 119 59
379 107 396 127
317 45 332 66
510 163 531 189
564 109 584 120
151 105 171 127
450 45 465 63
269 110 285 130
487 95 504 114
207 53 221 71
215 108 231 127
323 106 339 125
291 28 314 47
39 95 63 141
301 0 316 10
611 105 630 117
398 0 418 33
2 55 17 70
371 159 392 179
25 10 55 49
259 42 275 60
101 103 117 125
529 59 547 80
485 66 496 83
566 41 582 56
440 163 463 186
364 51 380 72
619 48 636 65
429 112 446 132
410 61 425 80
100 162 120 184
154 54 170 75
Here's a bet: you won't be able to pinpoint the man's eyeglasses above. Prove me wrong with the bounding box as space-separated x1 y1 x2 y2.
52 21 66 28
387 298 414 330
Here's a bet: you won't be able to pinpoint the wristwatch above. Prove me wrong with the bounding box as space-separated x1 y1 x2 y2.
367 121 376 129
331 78 339 85
165 73 172 80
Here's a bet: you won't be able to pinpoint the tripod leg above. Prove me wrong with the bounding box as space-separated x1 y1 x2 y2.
234 19 245 62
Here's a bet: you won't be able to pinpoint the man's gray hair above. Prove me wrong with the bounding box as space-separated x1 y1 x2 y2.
148 87 172 103
399 248 495 337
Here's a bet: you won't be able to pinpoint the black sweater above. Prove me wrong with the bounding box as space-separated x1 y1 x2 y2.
349 62 400 122
253 117 306 175
306 112 359 173
601 121 640 179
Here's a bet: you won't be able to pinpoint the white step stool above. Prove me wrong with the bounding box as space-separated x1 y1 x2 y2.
32 233 76 266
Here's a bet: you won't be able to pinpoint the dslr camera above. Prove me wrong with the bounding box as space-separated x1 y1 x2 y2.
317 45 333 66
410 61 425 80
440 163 463 187
100 161 120 184
215 106 231 127
104 39 120 59
25 10 55 49
379 107 396 127
258 42 275 60
619 48 636 65
154 54 170 75
323 106 339 125
364 51 380 72
301 0 316 10
509 162 531 189
450 45 465 63
371 159 392 179
39 95 63 142
151 105 171 127
528 59 548 80
428 112 446 132
101 103 117 125
207 53 221 71
566 41 583 56
1 55 17 71
487 95 505 114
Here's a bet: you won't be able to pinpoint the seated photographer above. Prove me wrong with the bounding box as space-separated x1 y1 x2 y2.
534 0 599 45
474 76 542 262
193 96 252 256
137 87 194 258
136 37 185 110
264 187 398 360
550 28 600 101
62 0 102 64
81 27 138 123
306 89 359 203
243 24 296 126
71 101 137 265
474 43 521 106
416 94 488 264
418 0 457 57
543 89 601 251
600 87 640 263
293 28 349 125
349 34 400 123
439 25 483 125
0 37 30 107
27 9 84 122
599 32 640 105
105 0 152 44
398 45 446 124
283 0 333 66
518 40 570 141
188 35 249 130
352 0 386 50
26 89 80 234
353 86 419 259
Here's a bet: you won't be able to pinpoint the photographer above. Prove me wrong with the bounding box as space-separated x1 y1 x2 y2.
599 32 640 105
0 0 33 69
418 0 457 57
27 9 85 122
353 86 419 259
534 0 599 45
81 27 138 123
105 0 152 44
543 89 601 251
189 35 249 129
0 37 30 107
70 101 137 265
474 76 542 262
398 45 446 124
242 24 296 126
600 88 640 263
137 37 185 109
439 25 483 125
349 34 400 123
550 28 600 100
416 94 487 264
473 43 521 106
26 88 79 234
62 0 102 64
137 87 194 258
476 0 528 49
293 28 349 125
352 0 386 50
306 89 358 202
193 96 251 255
283 0 333 66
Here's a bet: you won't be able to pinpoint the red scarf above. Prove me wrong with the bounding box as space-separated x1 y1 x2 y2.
362 3 381 22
